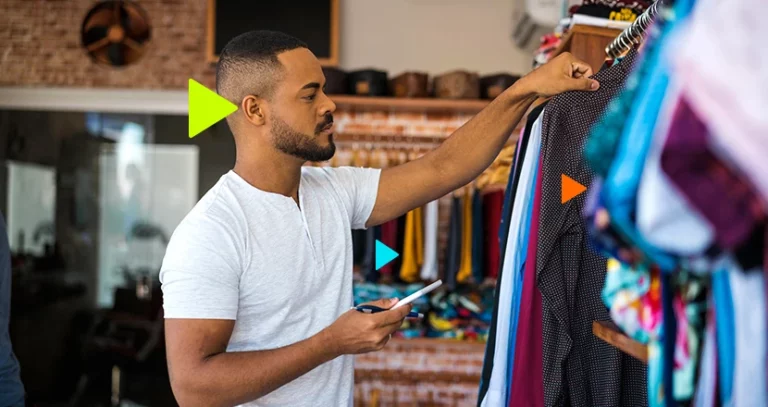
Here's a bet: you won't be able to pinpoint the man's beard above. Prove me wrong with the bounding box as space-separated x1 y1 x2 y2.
271 114 335 162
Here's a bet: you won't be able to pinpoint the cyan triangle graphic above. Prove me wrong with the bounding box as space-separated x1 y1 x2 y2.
375 240 399 271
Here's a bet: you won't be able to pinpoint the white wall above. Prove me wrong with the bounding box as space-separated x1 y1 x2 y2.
339 0 537 77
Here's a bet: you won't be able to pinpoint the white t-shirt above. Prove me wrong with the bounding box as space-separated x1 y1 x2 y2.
159 166 381 407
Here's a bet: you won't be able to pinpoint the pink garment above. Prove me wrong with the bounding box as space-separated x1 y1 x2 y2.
671 0 768 203
508 159 544 406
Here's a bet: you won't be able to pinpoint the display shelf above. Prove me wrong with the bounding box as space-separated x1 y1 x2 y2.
552 24 624 73
592 321 648 364
330 95 490 113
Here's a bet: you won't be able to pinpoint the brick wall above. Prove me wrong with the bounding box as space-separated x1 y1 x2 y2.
0 0 216 89
354 339 486 407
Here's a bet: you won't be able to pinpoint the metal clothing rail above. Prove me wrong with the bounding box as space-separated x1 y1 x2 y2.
605 0 663 58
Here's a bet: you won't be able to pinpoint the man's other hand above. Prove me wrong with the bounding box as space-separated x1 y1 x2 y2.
321 298 412 355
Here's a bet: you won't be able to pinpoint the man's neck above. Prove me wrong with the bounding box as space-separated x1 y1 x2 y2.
233 150 304 203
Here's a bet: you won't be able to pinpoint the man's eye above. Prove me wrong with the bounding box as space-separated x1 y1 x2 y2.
304 95 316 101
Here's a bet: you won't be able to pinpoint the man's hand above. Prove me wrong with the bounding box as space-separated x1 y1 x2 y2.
321 298 412 355
517 52 600 98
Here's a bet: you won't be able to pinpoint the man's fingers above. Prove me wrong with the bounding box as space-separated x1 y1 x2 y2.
375 305 412 326
576 77 600 91
570 61 594 79
361 298 399 310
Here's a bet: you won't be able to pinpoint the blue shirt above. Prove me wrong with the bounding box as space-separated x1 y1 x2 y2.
0 213 25 407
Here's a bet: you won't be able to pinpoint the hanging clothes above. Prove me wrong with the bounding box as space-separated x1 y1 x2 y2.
692 297 717 407
670 0 768 204
420 200 439 281
508 158 545 407
400 209 419 283
478 112 543 406
472 189 486 284
636 82 714 259
481 106 543 407
392 213 407 282
458 188 474 284
483 190 504 280
659 97 766 254
444 196 463 291
729 267 768 407
414 206 424 267
712 268 735 405
537 48 646 406
352 229 368 270
379 218 399 277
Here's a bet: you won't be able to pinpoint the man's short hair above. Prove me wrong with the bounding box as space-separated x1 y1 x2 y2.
215 30 308 107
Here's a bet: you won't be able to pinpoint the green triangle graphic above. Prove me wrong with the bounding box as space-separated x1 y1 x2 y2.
188 78 238 138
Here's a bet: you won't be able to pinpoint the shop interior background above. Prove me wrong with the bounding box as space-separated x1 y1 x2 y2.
1 0 596 406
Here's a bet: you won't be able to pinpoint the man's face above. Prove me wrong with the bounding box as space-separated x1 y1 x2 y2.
268 48 336 162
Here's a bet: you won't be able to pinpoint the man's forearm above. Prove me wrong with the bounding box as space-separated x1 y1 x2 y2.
172 330 338 407
428 79 539 192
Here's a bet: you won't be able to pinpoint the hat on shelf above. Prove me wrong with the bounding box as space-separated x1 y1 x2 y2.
433 70 480 99
321 67 349 95
347 69 390 96
479 73 522 100
390 72 430 98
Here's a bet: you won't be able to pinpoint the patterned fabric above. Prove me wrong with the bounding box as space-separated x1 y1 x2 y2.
670 272 707 403
660 96 766 251
537 49 647 407
602 259 661 345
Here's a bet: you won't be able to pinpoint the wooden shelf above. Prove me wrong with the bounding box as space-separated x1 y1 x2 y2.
592 321 648 364
331 95 490 113
552 24 623 74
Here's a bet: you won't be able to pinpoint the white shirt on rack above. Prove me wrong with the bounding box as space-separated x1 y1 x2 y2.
420 200 439 281
482 112 543 407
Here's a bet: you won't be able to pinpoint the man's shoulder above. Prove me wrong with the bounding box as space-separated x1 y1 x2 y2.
301 165 381 190
174 174 248 239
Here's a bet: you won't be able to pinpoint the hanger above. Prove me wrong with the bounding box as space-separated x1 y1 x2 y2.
605 0 661 58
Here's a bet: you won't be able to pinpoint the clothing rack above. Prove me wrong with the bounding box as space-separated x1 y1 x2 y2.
605 0 662 58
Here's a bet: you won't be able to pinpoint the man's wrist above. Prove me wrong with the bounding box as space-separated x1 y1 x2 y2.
508 75 541 101
313 328 343 361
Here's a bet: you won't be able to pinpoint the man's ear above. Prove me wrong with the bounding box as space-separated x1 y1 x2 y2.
242 95 267 127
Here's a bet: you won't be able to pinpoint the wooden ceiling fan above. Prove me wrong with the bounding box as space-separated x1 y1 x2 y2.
81 0 151 67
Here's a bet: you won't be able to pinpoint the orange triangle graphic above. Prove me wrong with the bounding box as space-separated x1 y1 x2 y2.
561 174 587 204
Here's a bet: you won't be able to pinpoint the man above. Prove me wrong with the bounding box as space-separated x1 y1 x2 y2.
160 30 599 407
0 213 25 407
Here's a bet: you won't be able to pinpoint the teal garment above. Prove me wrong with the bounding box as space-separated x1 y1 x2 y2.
601 0 696 273
713 269 735 404
671 272 707 403
647 341 665 407
584 47 648 179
